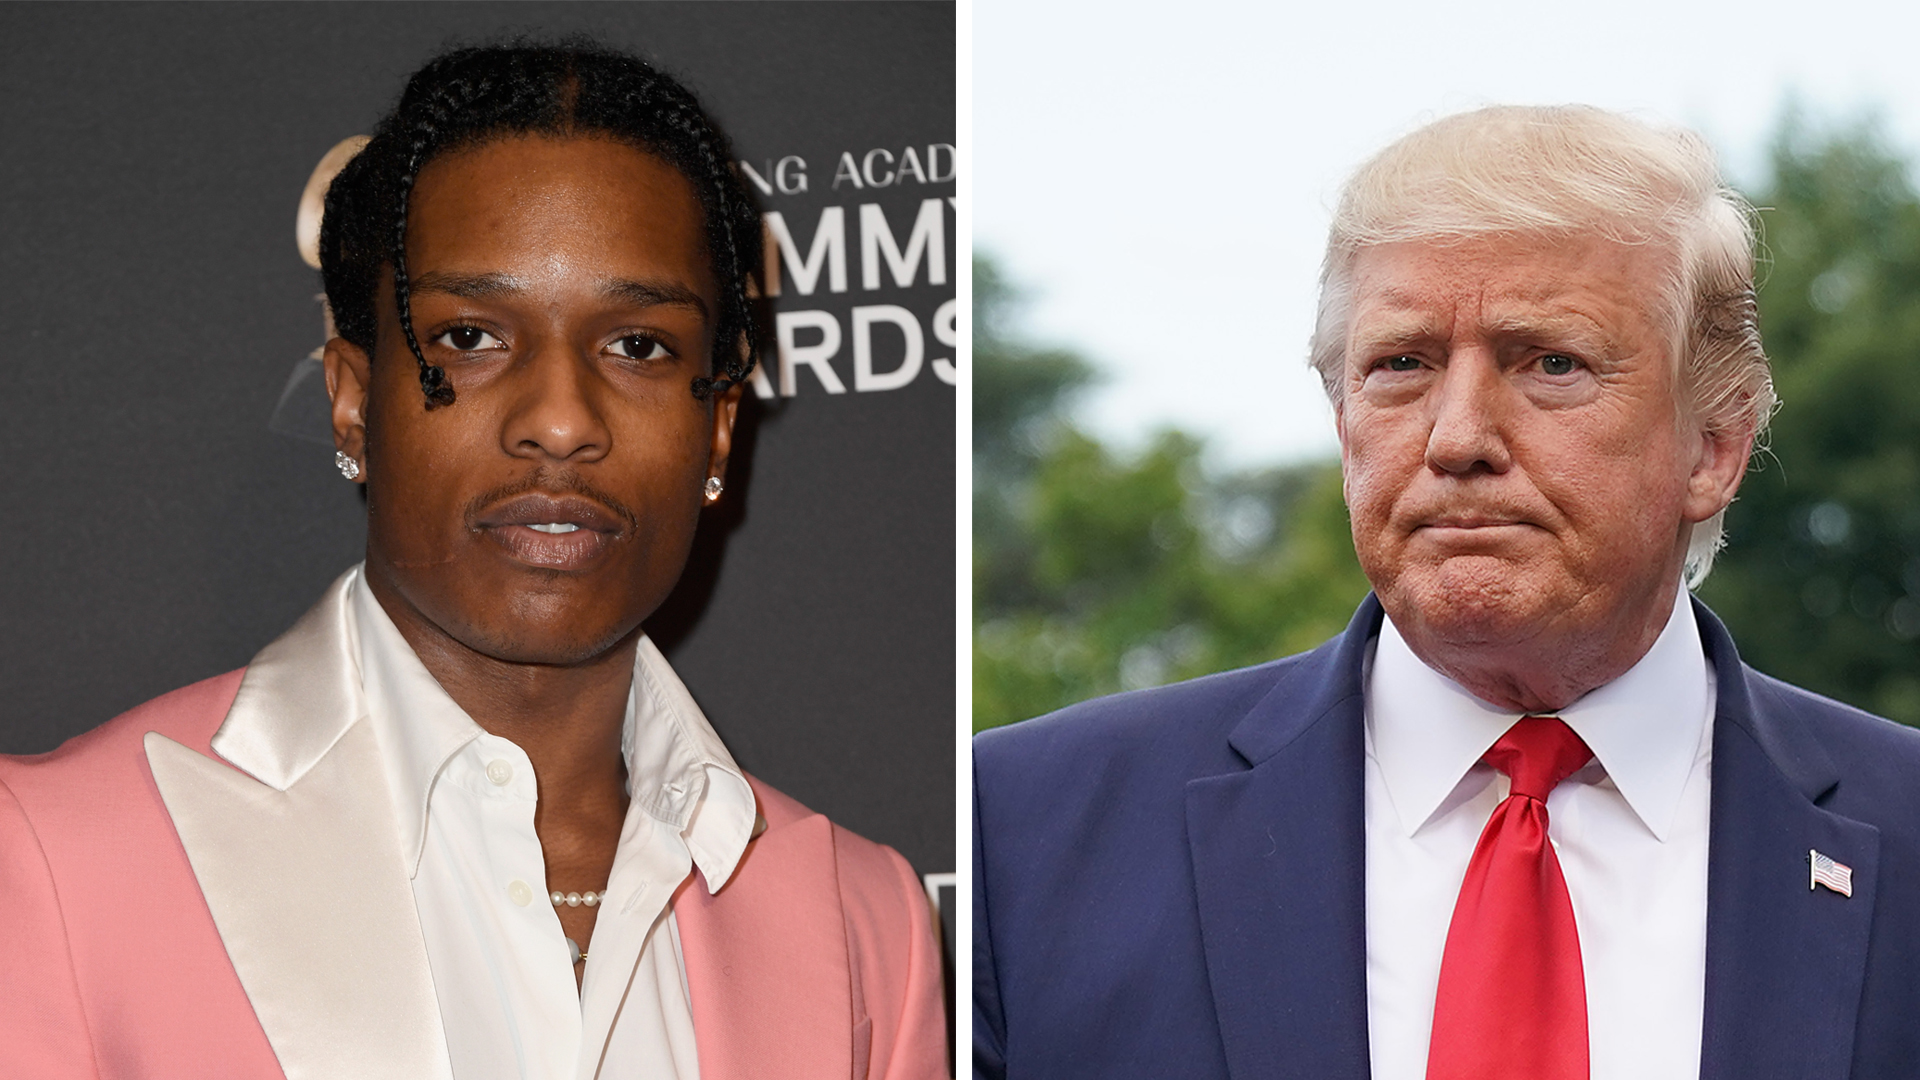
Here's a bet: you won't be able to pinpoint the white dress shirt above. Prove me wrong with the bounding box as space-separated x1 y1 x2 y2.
348 569 758 1080
1364 585 1715 1080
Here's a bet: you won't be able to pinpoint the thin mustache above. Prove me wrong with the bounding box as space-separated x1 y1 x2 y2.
462 468 641 535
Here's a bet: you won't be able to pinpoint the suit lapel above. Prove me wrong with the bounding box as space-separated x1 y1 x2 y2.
147 570 450 1080
1695 604 1878 1080
674 809 853 1080
1185 601 1378 1080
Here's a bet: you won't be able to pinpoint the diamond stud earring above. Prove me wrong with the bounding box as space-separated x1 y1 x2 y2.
703 476 724 502
335 451 360 480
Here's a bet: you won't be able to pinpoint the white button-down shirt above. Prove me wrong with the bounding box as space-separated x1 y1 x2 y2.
1364 585 1715 1080
349 570 757 1080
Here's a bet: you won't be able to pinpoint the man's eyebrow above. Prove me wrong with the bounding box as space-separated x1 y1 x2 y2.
1483 311 1620 355
599 278 709 318
407 270 525 299
1349 312 1444 354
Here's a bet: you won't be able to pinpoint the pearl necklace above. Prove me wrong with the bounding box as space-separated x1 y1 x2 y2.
554 889 608 965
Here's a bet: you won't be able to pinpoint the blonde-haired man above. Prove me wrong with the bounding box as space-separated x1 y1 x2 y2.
974 105 1920 1080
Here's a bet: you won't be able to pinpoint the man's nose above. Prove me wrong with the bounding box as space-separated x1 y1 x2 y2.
500 343 612 464
1425 352 1512 476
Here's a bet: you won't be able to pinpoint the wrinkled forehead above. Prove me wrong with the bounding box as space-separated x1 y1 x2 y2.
1340 230 1688 352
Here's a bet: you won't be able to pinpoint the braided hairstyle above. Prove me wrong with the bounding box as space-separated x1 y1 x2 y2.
320 41 762 408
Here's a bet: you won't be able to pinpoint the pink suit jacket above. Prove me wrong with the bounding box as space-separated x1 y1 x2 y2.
0 577 948 1080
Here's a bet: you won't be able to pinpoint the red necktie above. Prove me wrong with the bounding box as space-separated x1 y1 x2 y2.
1426 716 1594 1080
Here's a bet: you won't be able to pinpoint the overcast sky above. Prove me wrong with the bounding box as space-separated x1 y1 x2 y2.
976 0 1920 468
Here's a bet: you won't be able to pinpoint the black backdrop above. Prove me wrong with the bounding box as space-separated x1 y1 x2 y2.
0 0 955 895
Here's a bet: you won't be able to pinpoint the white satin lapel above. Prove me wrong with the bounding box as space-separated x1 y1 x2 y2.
208 570 365 791
147 568 451 1080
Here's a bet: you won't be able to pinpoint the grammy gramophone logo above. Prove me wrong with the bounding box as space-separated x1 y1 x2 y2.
268 135 368 446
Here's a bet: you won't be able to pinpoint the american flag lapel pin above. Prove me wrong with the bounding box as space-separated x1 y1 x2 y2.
1810 849 1854 897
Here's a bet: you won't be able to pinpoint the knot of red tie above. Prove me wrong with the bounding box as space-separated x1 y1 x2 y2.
1484 715 1593 801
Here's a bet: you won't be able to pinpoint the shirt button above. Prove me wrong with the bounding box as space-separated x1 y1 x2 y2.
486 760 514 786
507 880 534 907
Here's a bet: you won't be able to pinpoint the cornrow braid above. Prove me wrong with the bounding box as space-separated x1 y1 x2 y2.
391 142 452 408
320 40 763 409
576 53 760 400
688 117 758 399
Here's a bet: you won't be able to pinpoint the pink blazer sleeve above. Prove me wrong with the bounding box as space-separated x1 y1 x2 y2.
0 671 282 1080
837 825 951 1080
0 777 101 1080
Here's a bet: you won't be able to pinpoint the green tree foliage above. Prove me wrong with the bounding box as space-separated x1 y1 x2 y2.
976 111 1920 733
971 257 1369 731
1698 113 1920 724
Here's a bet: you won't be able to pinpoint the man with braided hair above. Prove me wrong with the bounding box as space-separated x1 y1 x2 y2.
0 43 946 1080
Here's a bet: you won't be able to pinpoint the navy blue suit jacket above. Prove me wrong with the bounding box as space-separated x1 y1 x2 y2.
973 596 1920 1079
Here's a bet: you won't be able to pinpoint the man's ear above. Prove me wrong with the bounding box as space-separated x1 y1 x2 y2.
706 379 746 481
1683 420 1755 525
323 337 371 484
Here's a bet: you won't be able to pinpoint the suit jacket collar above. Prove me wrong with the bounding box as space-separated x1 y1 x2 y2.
1224 597 1380 767
207 569 367 791
1696 600 1840 803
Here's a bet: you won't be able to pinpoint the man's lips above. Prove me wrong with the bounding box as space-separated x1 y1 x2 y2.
475 492 626 533
472 492 626 570
1410 514 1544 549
1419 516 1531 530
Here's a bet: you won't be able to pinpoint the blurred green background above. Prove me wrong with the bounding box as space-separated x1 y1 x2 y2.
973 114 1920 732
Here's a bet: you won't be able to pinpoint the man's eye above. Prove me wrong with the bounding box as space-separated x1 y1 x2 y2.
435 327 502 351
1540 354 1579 376
1381 355 1423 373
611 335 670 361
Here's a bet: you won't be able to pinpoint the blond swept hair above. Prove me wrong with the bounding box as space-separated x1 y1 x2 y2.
1310 105 1775 584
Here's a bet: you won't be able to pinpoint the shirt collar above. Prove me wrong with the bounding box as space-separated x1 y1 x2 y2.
1366 584 1708 842
349 567 756 891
